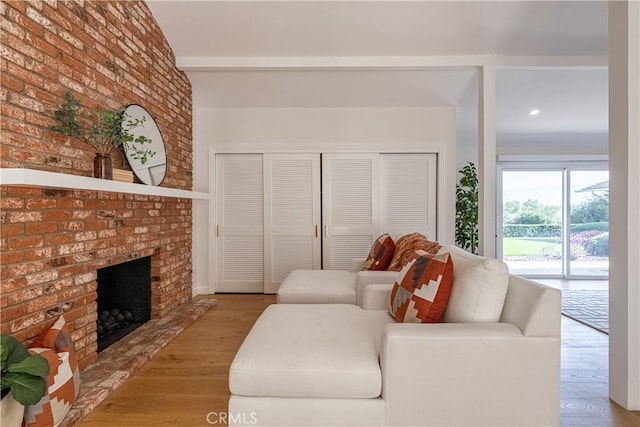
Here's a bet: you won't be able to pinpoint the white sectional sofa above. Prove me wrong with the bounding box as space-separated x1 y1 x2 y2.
230 246 562 426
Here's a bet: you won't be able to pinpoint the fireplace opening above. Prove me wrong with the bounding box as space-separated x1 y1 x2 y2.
96 256 151 352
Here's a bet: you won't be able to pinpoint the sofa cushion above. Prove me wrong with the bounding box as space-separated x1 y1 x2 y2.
25 316 80 427
388 250 454 323
439 245 509 323
362 234 395 271
230 304 394 399
277 270 357 304
387 232 441 271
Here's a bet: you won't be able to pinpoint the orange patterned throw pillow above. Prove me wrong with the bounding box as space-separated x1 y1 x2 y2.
387 232 441 271
25 316 80 427
388 250 454 323
362 234 396 271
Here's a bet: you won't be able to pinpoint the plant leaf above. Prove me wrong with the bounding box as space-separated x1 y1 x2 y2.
1 372 46 405
455 161 479 253
7 353 49 377
0 335 30 368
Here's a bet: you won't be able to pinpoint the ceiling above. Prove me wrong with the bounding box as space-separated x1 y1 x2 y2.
147 1 609 143
496 68 608 140
147 1 607 57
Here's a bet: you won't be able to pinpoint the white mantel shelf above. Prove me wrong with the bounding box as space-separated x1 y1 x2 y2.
0 168 209 200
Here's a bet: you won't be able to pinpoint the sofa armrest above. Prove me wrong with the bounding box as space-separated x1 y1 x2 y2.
361 284 393 310
501 274 562 338
381 323 560 426
351 258 365 272
355 270 398 305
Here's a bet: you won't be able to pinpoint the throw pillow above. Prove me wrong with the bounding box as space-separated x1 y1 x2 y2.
362 234 396 271
438 245 510 323
388 250 454 323
25 316 81 427
387 232 441 271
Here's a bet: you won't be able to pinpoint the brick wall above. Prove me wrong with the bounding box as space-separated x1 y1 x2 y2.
0 0 193 368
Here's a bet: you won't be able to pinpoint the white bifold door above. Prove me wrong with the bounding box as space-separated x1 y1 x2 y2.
216 153 321 293
216 152 437 291
322 153 437 270
263 154 321 293
379 153 437 238
321 154 379 270
216 154 265 292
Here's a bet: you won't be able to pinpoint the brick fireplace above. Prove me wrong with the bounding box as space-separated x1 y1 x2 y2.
0 1 194 369
0 187 194 368
96 254 152 351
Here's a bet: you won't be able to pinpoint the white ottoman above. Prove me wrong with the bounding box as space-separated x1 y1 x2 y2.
229 304 392 426
277 269 357 304
230 304 392 398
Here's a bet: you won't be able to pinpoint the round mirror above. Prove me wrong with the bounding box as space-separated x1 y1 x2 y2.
122 105 167 186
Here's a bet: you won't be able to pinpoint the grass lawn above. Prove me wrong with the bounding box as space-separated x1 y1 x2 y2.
503 237 560 256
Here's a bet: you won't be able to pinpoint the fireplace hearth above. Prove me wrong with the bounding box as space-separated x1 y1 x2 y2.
96 256 151 352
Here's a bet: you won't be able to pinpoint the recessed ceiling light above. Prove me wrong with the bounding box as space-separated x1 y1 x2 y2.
529 109 540 116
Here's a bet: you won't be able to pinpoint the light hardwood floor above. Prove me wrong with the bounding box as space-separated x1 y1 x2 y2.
560 316 639 426
80 294 640 427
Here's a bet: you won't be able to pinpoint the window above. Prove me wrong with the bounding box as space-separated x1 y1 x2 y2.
498 163 608 278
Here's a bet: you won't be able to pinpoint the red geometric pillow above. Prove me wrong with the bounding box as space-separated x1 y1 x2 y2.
388 250 454 323
362 234 396 271
387 232 441 271
25 316 80 427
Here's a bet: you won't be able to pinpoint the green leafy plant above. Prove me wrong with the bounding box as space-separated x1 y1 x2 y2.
0 335 49 406
49 91 155 164
455 161 479 254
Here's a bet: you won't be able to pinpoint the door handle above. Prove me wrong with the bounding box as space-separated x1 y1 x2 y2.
314 225 318 238
216 225 220 237
325 225 329 237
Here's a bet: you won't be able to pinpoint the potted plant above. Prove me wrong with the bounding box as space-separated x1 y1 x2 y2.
48 91 155 179
0 335 49 427
455 161 479 254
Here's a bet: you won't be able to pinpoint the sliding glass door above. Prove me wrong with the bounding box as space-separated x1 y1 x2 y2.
501 170 563 276
499 164 608 278
569 170 609 276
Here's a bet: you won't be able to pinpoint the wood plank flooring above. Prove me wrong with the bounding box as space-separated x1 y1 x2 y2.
79 295 274 427
560 316 639 426
80 294 640 427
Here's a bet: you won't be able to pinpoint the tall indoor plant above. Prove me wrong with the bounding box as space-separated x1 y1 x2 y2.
455 161 479 254
49 91 155 179
0 335 49 427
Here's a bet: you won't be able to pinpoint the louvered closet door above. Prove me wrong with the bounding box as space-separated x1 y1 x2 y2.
380 153 438 239
216 154 264 293
322 154 379 270
264 154 321 293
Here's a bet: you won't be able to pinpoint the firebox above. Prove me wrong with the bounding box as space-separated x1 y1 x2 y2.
96 256 151 352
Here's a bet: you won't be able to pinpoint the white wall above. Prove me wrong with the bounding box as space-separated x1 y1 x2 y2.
455 70 479 171
497 133 608 156
608 0 640 411
191 109 212 296
197 107 455 151
192 106 457 294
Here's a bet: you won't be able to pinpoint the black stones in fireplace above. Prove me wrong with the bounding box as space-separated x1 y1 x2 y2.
96 256 151 352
